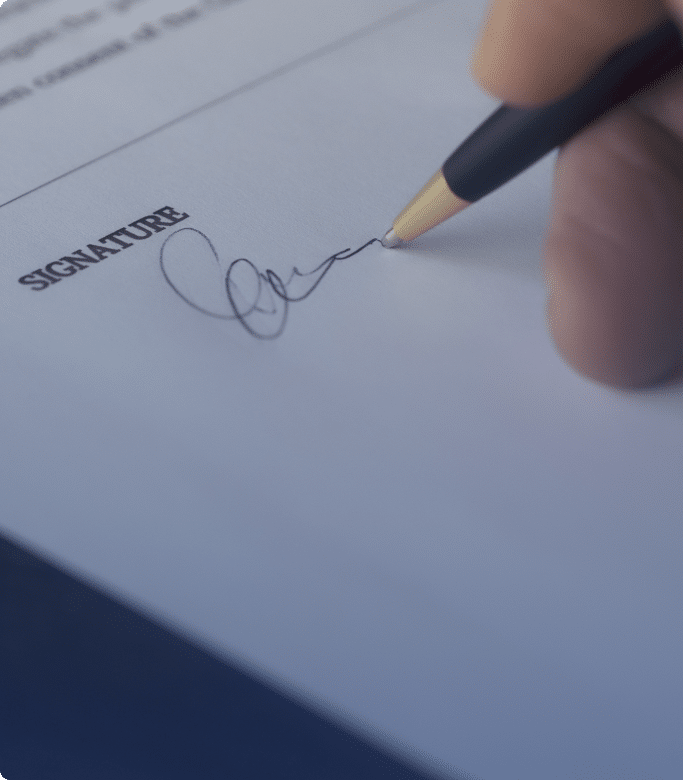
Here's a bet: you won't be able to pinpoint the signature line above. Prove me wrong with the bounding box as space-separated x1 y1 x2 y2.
159 227 380 339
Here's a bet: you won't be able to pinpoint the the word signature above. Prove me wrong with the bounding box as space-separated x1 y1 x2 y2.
159 227 380 339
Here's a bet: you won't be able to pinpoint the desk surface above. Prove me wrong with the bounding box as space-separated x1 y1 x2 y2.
1 534 464 779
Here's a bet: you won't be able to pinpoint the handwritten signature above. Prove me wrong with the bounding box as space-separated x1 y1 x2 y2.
159 227 380 339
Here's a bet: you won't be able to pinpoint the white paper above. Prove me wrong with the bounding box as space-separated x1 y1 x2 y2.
1 1 681 778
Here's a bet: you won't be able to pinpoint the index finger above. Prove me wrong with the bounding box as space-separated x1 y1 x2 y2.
471 0 669 106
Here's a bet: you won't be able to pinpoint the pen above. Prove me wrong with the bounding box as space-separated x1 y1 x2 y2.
381 18 683 248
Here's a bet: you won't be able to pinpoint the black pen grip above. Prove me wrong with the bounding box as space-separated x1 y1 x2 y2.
443 19 683 203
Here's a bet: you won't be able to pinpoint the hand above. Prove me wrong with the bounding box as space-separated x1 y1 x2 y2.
472 0 683 389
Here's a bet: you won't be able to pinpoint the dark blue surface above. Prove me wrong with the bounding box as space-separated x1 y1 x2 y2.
0 534 460 780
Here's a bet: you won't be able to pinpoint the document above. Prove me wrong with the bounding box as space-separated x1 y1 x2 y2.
1 1 681 778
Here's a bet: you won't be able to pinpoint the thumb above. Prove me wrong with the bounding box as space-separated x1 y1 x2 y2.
470 0 669 106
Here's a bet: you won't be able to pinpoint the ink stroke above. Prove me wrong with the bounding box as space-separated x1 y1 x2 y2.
159 227 380 339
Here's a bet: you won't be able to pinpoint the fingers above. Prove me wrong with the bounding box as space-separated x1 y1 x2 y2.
471 0 668 106
470 0 683 387
543 101 683 388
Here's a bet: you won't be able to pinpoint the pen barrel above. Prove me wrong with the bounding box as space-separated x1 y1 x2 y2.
443 19 683 203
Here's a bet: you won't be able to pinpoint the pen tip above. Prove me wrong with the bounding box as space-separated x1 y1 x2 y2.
381 229 402 249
